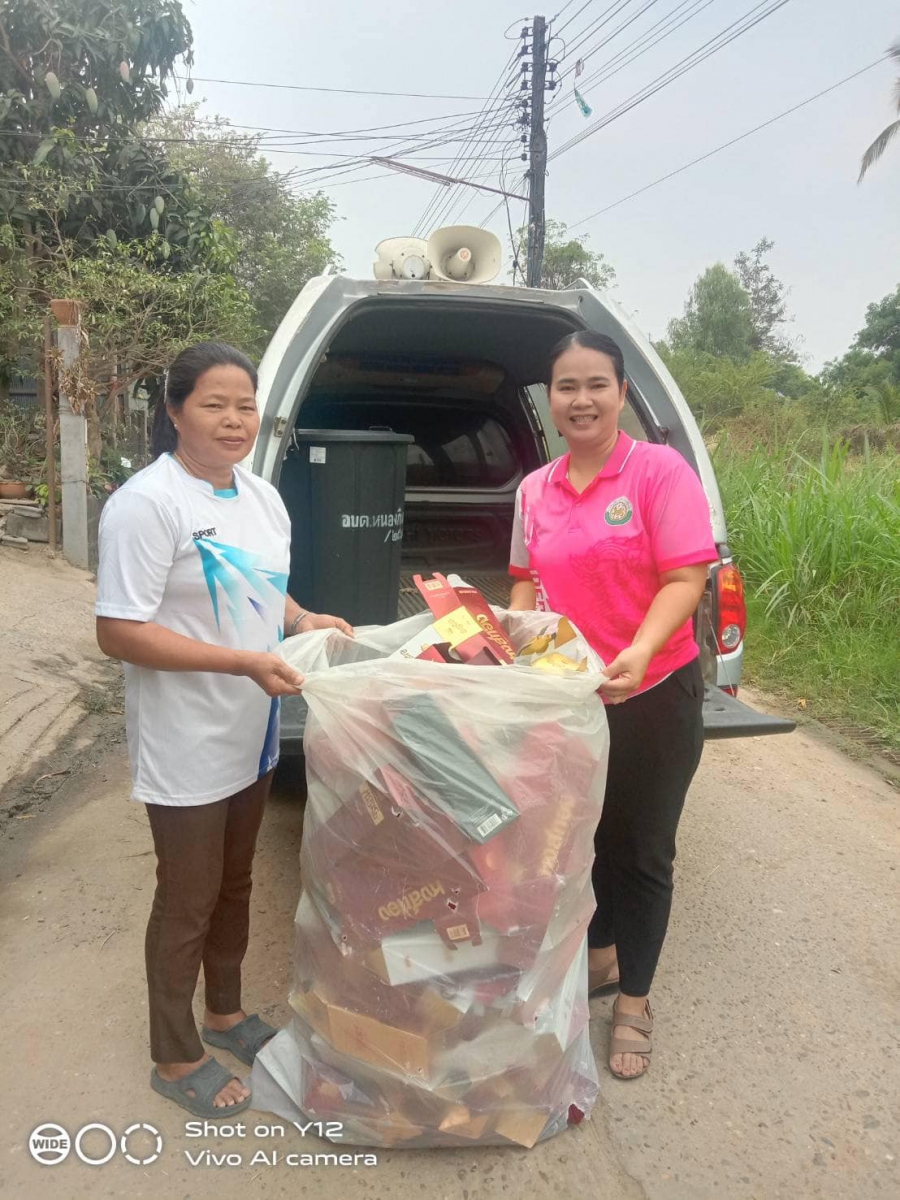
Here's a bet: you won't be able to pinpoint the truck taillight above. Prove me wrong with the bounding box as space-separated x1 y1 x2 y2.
716 565 746 656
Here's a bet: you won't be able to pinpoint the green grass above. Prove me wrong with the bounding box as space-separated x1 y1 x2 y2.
714 439 900 755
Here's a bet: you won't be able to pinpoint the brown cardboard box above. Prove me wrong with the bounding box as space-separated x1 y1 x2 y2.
327 1001 433 1077
290 987 332 1040
375 1112 426 1145
416 988 468 1033
437 1105 493 1140
494 1107 550 1148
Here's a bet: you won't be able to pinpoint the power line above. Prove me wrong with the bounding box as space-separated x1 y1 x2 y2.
476 0 783 226
553 0 675 91
413 48 520 235
558 0 648 64
180 75 493 101
548 0 718 116
414 74 518 232
555 1 604 38
549 0 793 162
553 0 582 20
567 59 885 228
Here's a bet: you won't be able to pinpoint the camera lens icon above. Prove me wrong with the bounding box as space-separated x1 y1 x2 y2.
28 1124 71 1166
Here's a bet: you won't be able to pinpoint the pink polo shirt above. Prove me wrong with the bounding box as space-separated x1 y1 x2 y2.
510 432 718 695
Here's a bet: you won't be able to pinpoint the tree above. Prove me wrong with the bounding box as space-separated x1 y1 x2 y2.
658 345 779 430
513 220 615 291
858 40 900 181
853 283 900 365
150 107 341 344
0 172 257 458
733 237 796 360
822 283 900 402
0 1 248 403
0 0 220 261
666 264 756 360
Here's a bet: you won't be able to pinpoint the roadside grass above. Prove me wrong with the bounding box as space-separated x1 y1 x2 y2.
715 439 900 756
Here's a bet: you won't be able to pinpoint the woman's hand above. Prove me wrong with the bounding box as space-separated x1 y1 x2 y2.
293 612 355 638
236 651 304 697
599 643 653 704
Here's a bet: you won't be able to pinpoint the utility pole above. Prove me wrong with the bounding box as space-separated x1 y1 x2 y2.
526 14 549 288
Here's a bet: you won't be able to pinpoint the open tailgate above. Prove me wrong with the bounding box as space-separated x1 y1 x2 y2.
703 685 795 739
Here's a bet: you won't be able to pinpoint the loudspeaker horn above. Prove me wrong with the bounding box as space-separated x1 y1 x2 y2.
425 225 502 284
373 236 430 280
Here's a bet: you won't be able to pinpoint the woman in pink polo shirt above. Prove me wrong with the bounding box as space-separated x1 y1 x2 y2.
509 330 718 1081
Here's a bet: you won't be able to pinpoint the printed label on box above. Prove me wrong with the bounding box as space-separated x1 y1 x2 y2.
359 782 385 826
444 923 471 942
476 813 502 839
433 607 482 648
309 446 327 464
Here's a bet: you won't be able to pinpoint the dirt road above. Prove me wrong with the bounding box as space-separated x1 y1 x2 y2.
1 681 897 1200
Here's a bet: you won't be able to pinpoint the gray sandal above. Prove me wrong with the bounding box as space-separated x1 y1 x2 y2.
150 1057 251 1118
201 1013 277 1066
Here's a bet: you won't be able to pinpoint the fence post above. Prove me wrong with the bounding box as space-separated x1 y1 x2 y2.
51 300 89 570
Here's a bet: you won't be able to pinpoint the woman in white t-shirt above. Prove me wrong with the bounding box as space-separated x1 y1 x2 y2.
96 342 351 1119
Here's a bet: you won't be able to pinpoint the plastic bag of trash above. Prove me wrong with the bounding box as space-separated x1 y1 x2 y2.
251 600 609 1149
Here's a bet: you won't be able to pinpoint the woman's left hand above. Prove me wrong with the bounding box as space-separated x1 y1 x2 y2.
599 643 653 704
294 612 355 637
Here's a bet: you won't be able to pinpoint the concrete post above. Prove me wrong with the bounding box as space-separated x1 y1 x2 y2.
56 316 90 570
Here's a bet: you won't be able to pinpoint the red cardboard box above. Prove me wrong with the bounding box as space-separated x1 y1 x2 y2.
414 573 516 664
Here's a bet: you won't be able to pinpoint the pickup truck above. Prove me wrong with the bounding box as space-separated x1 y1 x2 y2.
250 273 795 755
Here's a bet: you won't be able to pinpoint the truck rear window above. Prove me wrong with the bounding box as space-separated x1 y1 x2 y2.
298 399 519 490
407 413 516 488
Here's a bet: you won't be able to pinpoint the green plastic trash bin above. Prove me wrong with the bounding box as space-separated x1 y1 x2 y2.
280 428 413 626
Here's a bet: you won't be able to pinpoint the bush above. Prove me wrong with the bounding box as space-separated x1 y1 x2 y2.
716 439 900 751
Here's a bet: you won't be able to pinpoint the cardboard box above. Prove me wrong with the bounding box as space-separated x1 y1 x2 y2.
493 1107 550 1149
442 1020 564 1086
437 1105 493 1140
416 573 516 664
376 1112 427 1146
327 1001 433 1078
305 778 485 947
384 692 518 844
365 921 523 988
290 987 332 1040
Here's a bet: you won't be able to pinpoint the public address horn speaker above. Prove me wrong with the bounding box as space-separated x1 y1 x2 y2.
426 225 501 284
373 237 430 280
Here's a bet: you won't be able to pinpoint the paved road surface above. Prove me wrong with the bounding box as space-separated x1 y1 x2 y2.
0 706 897 1199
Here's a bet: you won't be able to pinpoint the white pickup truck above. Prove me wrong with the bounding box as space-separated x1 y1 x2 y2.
250 270 794 754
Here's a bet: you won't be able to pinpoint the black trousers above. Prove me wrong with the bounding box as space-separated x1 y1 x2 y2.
587 657 705 996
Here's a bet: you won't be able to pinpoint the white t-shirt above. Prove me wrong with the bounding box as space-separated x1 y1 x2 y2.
95 454 291 806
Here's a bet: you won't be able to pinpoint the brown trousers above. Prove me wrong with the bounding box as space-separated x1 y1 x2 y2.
144 772 272 1063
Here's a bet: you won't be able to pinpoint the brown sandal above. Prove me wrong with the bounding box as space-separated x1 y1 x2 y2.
609 998 653 1079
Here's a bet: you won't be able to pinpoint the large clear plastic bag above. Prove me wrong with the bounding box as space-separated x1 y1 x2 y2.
251 607 609 1148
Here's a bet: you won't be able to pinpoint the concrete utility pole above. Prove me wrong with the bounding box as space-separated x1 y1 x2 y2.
526 14 549 288
52 300 89 570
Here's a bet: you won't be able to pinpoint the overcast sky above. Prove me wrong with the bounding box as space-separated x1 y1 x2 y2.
181 0 900 369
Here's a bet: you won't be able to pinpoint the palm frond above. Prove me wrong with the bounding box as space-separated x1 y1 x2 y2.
858 117 900 182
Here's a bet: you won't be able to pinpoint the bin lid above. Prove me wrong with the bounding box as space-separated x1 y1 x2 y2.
292 428 413 444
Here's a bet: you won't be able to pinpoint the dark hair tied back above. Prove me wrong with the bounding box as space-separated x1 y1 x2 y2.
545 330 625 388
150 341 258 460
